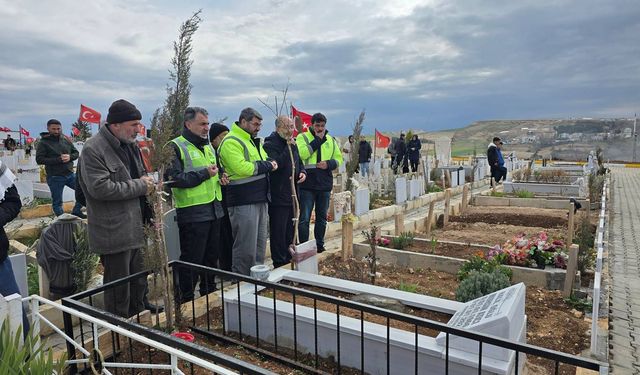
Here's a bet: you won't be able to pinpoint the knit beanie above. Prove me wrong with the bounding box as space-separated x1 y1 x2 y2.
209 123 229 142
106 99 142 124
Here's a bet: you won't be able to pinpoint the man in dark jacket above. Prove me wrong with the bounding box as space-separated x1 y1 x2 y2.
165 107 223 303
0 163 27 336
79 99 155 317
358 139 372 178
264 116 306 268
393 133 408 174
407 135 422 172
296 113 343 253
36 119 85 218
487 137 507 185
209 123 232 271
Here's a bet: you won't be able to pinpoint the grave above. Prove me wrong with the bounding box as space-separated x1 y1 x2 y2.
503 181 582 197
33 182 76 202
395 177 407 204
354 188 369 216
224 270 525 375
435 137 452 167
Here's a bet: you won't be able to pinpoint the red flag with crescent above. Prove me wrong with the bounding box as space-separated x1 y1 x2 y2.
79 104 102 124
375 129 391 148
291 106 312 137
19 126 30 137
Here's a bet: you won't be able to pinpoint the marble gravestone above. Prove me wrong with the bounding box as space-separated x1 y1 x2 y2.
436 283 526 361
354 188 369 216
332 191 352 222
395 177 407 204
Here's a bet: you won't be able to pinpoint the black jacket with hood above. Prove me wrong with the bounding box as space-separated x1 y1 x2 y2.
263 131 306 206
36 132 79 177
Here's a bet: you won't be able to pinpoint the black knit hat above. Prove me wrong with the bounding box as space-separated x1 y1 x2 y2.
106 99 142 124
47 119 61 126
209 123 229 142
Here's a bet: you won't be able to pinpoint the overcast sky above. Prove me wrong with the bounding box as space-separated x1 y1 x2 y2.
1 0 638 137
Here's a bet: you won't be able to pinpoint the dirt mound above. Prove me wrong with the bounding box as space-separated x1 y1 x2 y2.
450 211 567 228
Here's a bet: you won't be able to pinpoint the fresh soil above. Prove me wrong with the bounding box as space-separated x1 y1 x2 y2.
370 198 394 210
400 240 490 259
420 221 568 247
448 206 568 228
317 255 591 375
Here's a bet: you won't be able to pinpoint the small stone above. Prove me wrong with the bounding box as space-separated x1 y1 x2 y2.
408 268 415 274
571 309 583 318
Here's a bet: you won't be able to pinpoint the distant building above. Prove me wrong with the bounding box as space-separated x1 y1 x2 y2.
623 128 632 138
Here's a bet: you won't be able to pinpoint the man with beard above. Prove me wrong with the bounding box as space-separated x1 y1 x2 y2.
219 108 277 275
263 116 306 268
78 99 154 317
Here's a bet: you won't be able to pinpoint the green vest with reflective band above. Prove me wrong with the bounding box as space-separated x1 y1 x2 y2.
296 131 342 169
170 136 221 208
218 123 268 185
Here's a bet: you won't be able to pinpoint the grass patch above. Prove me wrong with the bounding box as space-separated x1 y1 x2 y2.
513 189 535 198
27 263 39 296
398 281 419 293
490 191 506 197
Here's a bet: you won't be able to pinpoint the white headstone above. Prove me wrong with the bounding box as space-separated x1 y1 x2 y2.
294 239 318 274
333 191 352 222
435 137 452 167
436 283 526 361
14 179 34 204
8 254 28 298
395 177 407 204
354 188 370 216
408 179 420 200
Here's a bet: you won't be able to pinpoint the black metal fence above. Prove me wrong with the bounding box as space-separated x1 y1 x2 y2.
64 260 608 375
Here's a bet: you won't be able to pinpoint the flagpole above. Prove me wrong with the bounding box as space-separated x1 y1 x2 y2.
373 128 377 161
19 125 22 146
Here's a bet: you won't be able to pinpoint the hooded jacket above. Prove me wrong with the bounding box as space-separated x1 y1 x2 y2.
358 140 372 163
36 132 79 177
487 143 500 167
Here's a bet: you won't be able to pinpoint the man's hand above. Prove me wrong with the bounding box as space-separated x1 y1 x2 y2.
297 172 307 184
140 175 155 194
270 160 279 171
206 164 218 177
61 154 71 163
317 161 328 170
220 172 230 186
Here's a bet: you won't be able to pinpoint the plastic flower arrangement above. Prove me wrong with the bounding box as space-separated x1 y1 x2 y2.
376 237 391 247
486 232 567 269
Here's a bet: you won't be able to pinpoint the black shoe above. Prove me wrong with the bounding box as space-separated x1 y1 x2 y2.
72 211 87 219
317 246 326 254
145 301 164 313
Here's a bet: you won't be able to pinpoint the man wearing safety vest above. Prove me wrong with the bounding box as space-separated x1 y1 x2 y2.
165 107 224 303
296 113 343 253
219 108 278 276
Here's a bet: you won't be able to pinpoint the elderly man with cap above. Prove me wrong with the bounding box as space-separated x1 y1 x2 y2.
36 119 85 218
78 99 155 317
219 108 277 275
165 107 224 303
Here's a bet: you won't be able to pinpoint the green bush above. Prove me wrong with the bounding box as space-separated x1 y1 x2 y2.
455 270 511 302
398 281 419 293
427 183 443 193
0 322 66 374
575 217 596 274
457 255 513 281
490 191 505 197
27 263 39 296
392 232 415 250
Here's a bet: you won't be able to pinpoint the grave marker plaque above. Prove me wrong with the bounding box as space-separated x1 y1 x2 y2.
395 177 407 204
354 188 370 216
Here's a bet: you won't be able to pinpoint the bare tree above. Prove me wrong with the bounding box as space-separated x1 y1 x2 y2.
345 110 366 193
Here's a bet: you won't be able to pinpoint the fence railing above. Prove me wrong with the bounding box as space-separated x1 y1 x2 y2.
64 260 609 375
591 179 608 355
14 294 272 375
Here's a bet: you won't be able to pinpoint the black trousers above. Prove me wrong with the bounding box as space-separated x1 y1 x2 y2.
410 159 419 172
268 205 294 268
177 219 220 303
218 214 233 271
491 166 508 183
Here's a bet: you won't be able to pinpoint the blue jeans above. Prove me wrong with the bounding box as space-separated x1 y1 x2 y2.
299 189 331 249
359 162 370 177
0 258 29 337
47 174 82 216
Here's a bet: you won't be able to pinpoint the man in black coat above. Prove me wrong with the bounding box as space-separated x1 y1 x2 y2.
393 133 408 174
407 135 422 172
263 116 306 268
0 163 27 336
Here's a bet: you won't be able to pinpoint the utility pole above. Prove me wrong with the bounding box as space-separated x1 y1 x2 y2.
634 113 638 163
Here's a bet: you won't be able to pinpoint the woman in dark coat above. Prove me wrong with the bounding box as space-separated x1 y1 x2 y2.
407 135 422 172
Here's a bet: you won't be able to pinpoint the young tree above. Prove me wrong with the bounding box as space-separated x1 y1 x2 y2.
70 120 91 141
345 110 366 193
143 10 203 328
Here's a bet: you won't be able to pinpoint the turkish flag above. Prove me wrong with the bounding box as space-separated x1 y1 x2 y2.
19 127 30 137
0 127 10 132
79 104 102 124
375 129 391 148
72 127 81 136
291 105 312 137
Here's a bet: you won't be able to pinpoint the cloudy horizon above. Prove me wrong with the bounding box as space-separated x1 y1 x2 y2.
1 0 638 137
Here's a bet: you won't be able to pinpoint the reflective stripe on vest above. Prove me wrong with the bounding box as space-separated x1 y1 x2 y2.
301 132 337 167
219 135 266 184
170 136 219 208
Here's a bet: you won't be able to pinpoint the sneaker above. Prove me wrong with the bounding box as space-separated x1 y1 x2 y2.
72 212 87 219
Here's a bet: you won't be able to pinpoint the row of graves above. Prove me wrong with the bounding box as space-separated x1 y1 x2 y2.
1 146 609 374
